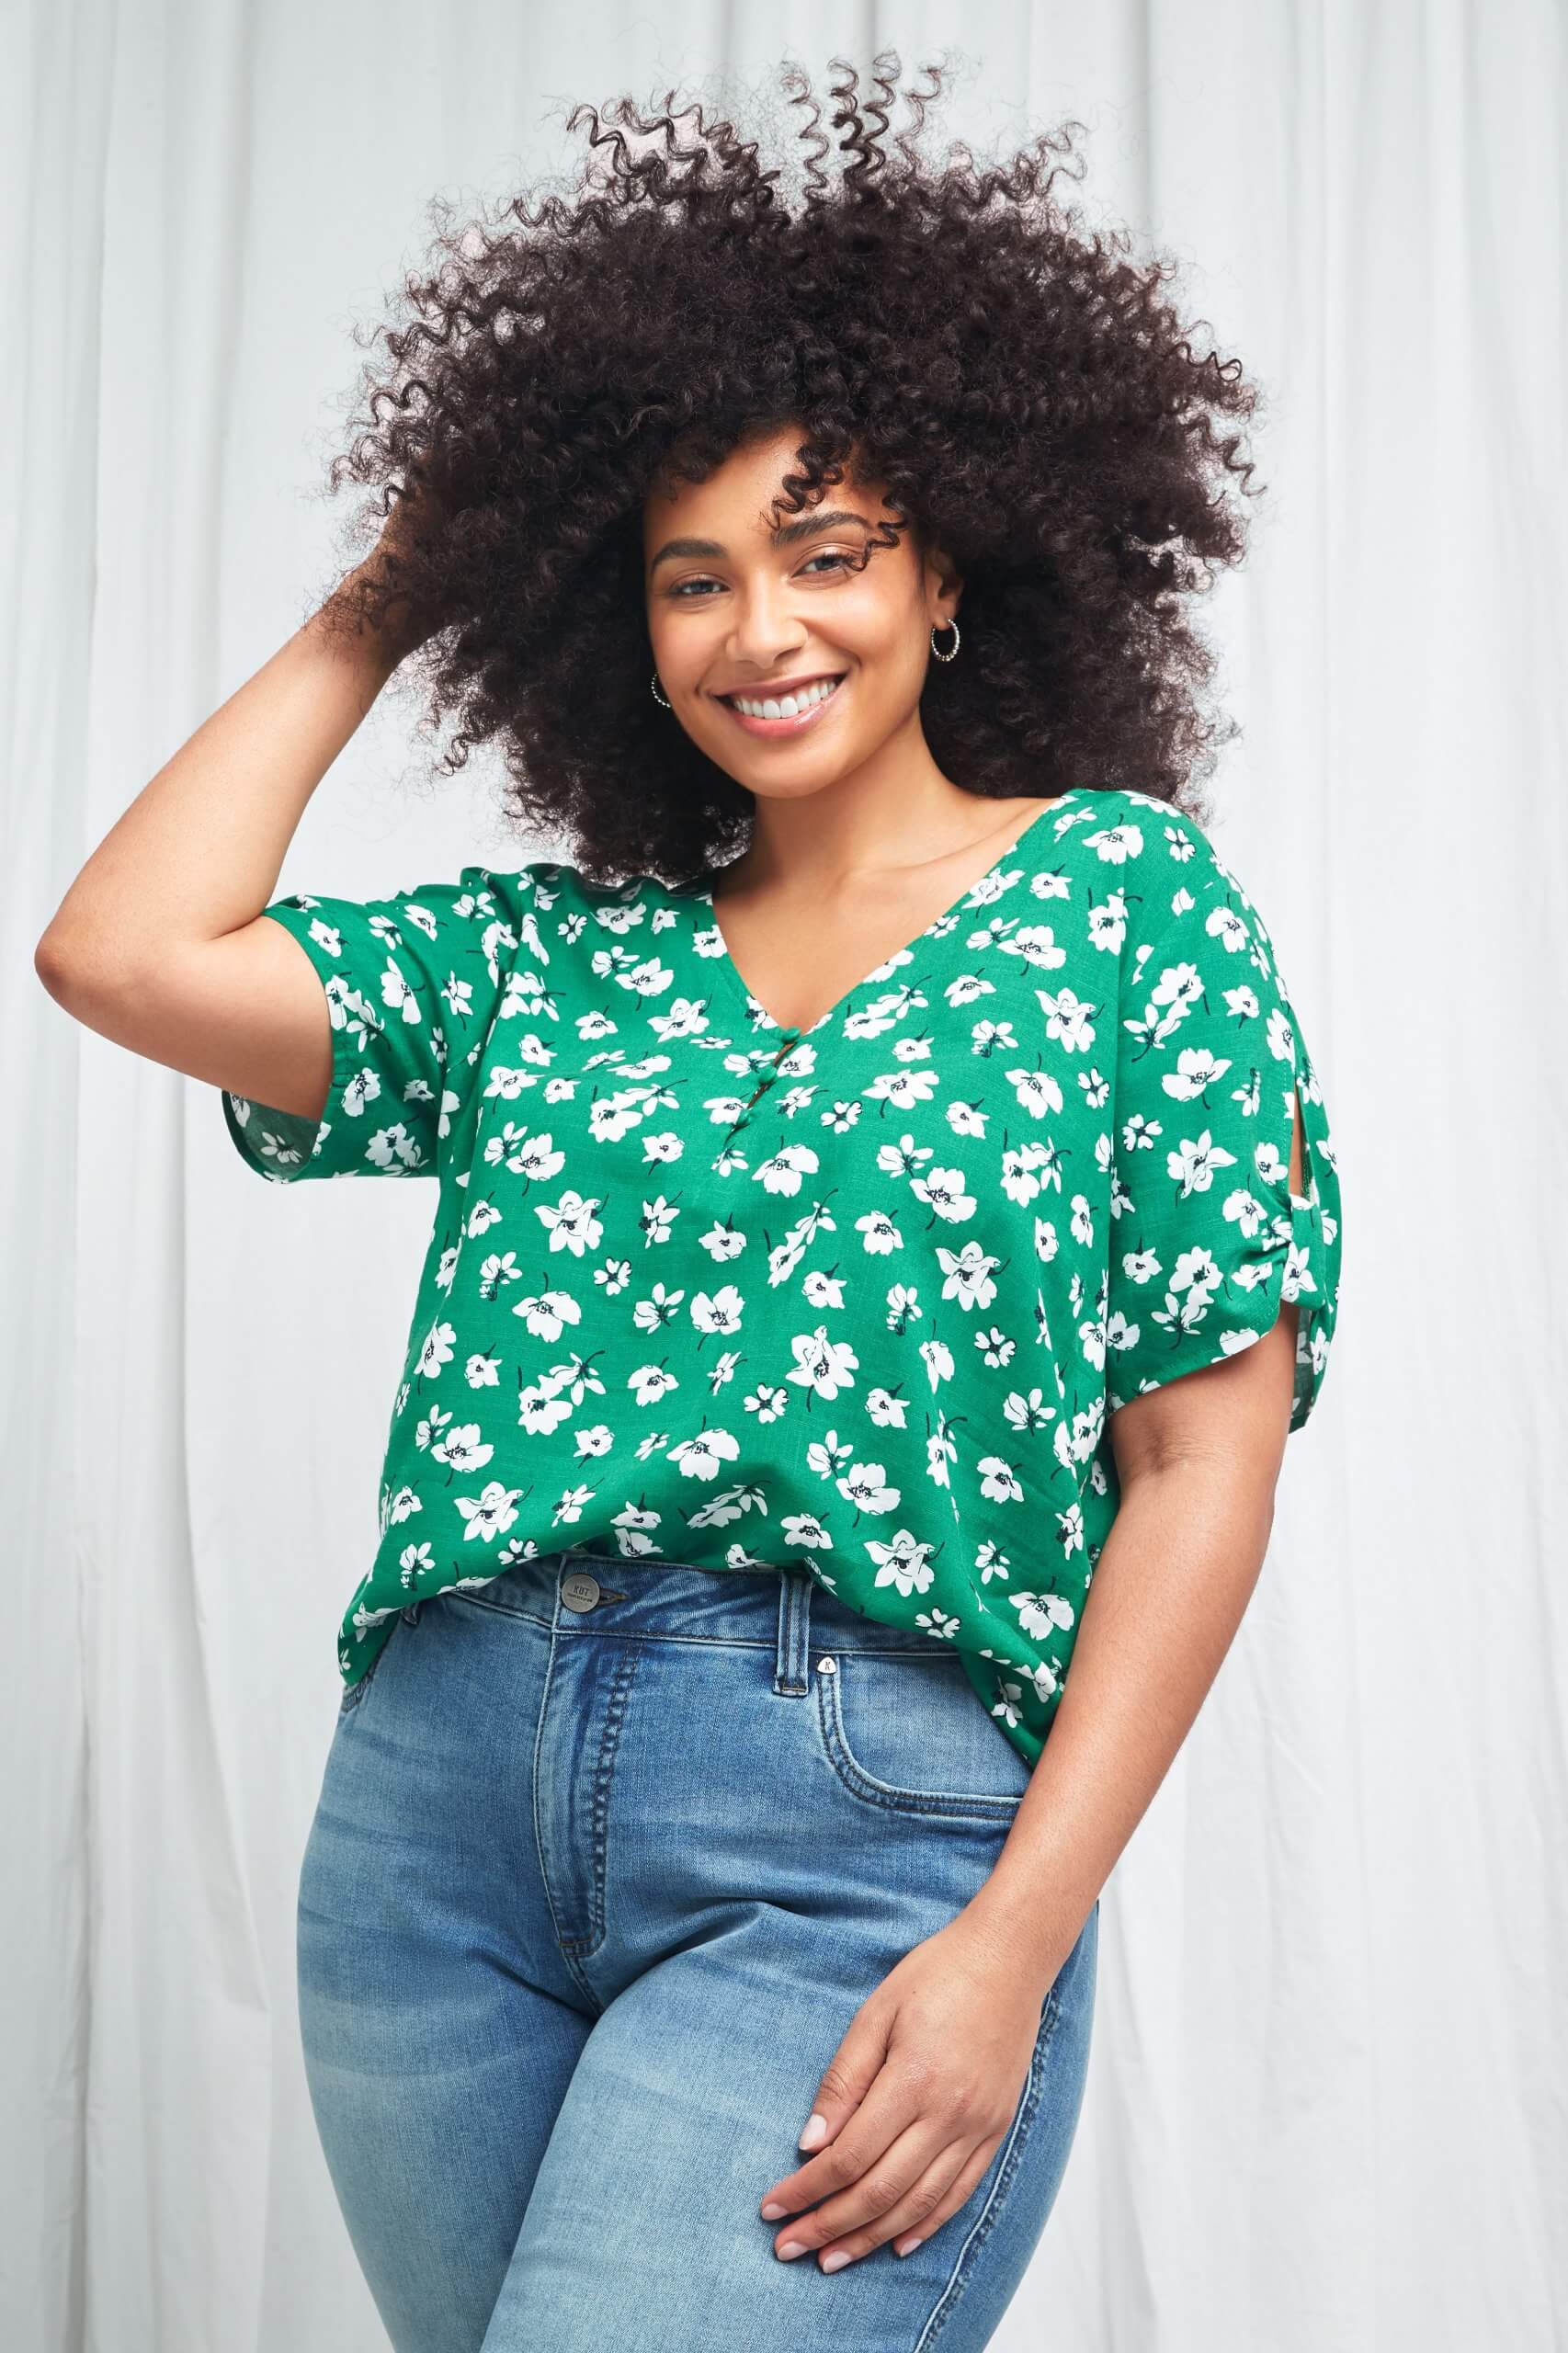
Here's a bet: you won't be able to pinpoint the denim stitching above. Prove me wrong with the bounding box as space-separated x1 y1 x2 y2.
913 1972 1067 2347
814 1655 1025 1822
527 1586 600 2012
558 1635 642 1961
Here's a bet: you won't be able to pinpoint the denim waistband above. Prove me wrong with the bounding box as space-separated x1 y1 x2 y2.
418 1549 957 1686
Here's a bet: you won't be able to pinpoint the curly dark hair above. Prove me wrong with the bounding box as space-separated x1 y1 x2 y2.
319 51 1266 890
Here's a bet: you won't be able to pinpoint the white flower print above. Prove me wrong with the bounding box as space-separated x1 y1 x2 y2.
699 1219 748 1263
1011 1588 1075 1641
666 1426 742 1479
381 1484 423 1529
836 1461 901 1515
231 799 1340 1769
535 1189 604 1254
788 1327 859 1400
885 1284 924 1334
639 1197 680 1246
754 1142 820 1196
977 1456 1025 1504
1003 1388 1058 1434
632 1286 684 1335
476 1249 522 1300
1166 1130 1239 1198
936 1239 1002 1312
691 1284 744 1338
363 1120 427 1174
866 1534 937 1597
517 1382 575 1436
1005 1064 1066 1120
1162 1045 1233 1102
415 1320 457 1381
1034 987 1097 1054
1003 923 1068 972
856 1210 904 1254
915 1606 962 1639
399 1542 436 1590
454 1481 524 1541
805 1429 855 1478
864 1065 943 1113
910 1165 976 1222
688 1482 767 1528
431 1424 494 1474
511 1290 583 1340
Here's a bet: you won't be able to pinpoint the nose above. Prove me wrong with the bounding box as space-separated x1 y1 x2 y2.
724 578 808 673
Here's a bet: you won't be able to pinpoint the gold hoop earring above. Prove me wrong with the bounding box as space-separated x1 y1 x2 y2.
651 670 672 708
930 619 960 663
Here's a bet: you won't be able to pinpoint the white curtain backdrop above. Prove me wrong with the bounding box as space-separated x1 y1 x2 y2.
7 3 1563 2347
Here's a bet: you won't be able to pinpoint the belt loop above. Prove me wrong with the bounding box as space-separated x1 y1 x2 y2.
774 1568 812 1697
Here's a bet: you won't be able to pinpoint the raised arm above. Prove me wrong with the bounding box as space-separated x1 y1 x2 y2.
33 506 428 1122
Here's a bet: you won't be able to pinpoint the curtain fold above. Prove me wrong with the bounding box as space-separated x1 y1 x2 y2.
8 4 1562 2346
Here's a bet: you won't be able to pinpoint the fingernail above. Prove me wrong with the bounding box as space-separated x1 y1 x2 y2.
777 2240 807 2261
759 2202 786 2220
798 2113 827 2150
821 2250 852 2273
895 2233 923 2256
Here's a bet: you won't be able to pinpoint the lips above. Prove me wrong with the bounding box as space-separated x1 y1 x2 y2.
717 674 847 738
717 671 845 707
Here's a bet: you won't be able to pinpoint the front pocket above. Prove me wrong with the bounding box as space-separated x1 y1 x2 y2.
814 1648 1033 1819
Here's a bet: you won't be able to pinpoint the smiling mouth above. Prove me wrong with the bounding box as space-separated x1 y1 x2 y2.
716 675 846 735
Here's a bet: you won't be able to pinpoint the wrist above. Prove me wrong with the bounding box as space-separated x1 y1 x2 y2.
312 565 422 678
962 1878 1084 1995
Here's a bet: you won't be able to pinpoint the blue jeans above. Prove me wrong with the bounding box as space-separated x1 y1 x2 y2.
297 1552 1099 2351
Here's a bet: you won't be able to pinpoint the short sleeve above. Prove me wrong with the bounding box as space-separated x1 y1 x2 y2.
1104 815 1343 1432
222 867 520 1182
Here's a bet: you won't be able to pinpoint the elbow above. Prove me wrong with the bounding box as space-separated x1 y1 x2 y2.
34 929 78 1003
34 926 130 1015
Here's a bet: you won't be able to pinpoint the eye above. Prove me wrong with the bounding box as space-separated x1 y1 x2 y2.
663 550 857 600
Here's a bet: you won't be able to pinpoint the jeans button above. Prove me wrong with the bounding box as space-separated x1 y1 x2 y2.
561 1571 602 1613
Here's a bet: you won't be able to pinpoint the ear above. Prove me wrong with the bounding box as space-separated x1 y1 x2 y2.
923 542 963 626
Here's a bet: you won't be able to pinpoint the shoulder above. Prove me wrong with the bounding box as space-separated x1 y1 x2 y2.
1053 787 1219 886
1079 795 1303 1029
447 854 650 927
1059 790 1257 942
471 855 699 966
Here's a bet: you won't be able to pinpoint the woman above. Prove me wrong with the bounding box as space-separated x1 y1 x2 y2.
35 56 1344 2353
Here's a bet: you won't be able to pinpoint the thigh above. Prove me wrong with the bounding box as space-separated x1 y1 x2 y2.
296 1602 594 2353
474 1619 1099 2353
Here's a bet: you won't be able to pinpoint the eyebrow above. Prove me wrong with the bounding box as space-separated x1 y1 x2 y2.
647 509 874 574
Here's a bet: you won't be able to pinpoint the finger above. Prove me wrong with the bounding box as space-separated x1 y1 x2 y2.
795 2002 893 2156
812 2132 984 2270
888 2136 1004 2261
769 2114 947 2262
761 2048 932 2222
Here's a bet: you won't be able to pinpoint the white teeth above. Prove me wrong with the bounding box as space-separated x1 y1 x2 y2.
728 676 841 720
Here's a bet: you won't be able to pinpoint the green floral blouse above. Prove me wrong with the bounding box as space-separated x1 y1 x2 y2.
222 787 1344 1765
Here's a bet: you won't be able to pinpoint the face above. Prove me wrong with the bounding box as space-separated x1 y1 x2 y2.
642 426 960 803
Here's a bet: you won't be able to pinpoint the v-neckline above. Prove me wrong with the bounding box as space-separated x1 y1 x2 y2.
689 793 1077 1046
